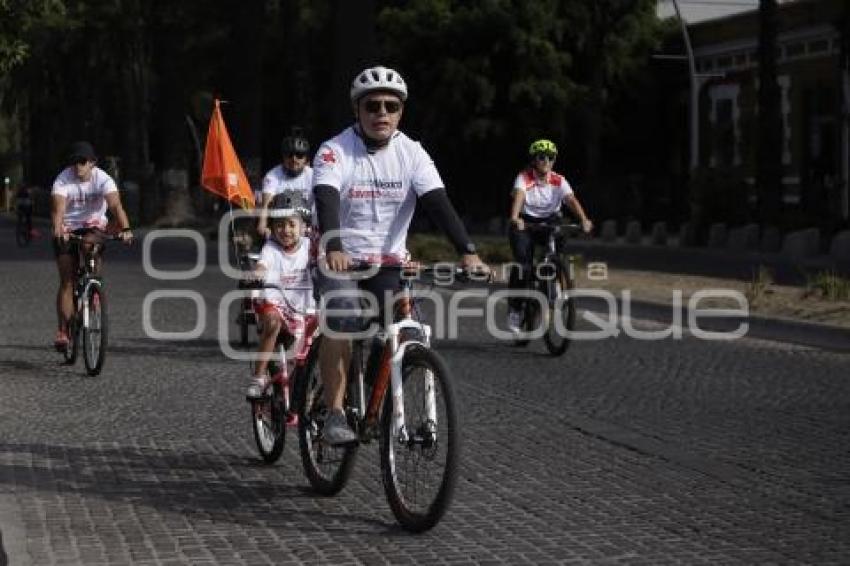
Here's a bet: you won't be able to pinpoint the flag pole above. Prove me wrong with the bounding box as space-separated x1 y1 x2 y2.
217 99 242 265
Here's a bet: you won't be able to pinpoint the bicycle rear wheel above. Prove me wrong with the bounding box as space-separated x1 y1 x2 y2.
543 266 576 356
380 345 459 532
251 382 286 463
295 337 358 495
83 284 107 375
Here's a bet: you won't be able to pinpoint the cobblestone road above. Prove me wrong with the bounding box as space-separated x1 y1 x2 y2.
1 220 849 564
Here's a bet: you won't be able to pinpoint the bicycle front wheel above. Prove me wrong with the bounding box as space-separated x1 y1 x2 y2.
83 284 107 376
251 383 286 463
63 316 79 365
295 337 358 495
380 345 459 532
543 266 576 356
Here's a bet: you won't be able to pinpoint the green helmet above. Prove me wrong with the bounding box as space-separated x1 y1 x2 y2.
528 139 557 156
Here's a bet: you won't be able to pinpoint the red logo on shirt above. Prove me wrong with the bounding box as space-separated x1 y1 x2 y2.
321 150 336 163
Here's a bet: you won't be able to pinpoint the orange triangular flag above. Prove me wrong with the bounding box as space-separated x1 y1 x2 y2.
201 100 255 209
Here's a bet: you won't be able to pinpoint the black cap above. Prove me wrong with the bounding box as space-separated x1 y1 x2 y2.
281 127 309 155
68 141 96 162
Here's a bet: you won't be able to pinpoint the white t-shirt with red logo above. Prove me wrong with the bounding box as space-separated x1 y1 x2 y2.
312 127 443 262
259 236 315 314
51 166 118 230
261 165 315 224
513 168 574 219
261 165 313 203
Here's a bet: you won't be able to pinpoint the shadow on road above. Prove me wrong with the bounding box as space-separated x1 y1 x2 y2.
0 442 404 536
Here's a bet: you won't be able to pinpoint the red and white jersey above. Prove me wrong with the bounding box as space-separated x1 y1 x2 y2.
513 168 574 219
312 127 443 262
51 166 118 230
258 236 315 315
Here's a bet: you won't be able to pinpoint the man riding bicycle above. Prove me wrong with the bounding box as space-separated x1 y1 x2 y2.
257 128 314 239
51 141 133 349
506 139 592 334
313 65 488 445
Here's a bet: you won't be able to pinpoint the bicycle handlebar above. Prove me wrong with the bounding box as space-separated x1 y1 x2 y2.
64 229 129 242
341 260 491 283
522 221 583 235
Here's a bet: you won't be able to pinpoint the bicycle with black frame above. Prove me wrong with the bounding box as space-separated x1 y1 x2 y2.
511 220 582 356
58 229 125 375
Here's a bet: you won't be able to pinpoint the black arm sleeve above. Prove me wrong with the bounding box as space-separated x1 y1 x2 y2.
418 188 476 255
314 184 343 253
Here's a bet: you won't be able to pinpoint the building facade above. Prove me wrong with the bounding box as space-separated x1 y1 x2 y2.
687 0 849 225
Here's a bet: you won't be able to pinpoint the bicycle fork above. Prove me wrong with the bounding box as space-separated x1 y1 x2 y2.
79 278 102 329
365 320 434 445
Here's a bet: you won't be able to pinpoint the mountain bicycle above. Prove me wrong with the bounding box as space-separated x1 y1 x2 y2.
512 221 581 356
59 230 123 375
294 263 476 532
247 283 319 464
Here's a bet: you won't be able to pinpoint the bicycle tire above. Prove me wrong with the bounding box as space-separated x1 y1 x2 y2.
380 345 460 532
83 285 107 375
63 316 79 365
543 266 576 356
251 382 286 463
512 300 536 347
295 336 358 495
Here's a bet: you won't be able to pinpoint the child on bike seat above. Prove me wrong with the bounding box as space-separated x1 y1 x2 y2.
246 190 315 399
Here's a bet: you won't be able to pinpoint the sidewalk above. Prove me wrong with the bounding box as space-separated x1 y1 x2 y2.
563 237 850 285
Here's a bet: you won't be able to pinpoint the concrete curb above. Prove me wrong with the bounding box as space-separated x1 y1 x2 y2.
598 296 850 353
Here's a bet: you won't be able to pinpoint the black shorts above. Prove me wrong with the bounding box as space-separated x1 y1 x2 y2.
52 228 101 258
313 266 402 333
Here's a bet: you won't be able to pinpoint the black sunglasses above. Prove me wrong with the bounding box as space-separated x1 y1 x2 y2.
363 99 402 114
285 152 307 159
534 153 556 162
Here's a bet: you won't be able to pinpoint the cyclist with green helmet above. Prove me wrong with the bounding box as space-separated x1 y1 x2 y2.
506 138 592 333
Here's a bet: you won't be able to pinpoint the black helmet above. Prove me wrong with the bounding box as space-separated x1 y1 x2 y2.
68 140 96 163
281 127 310 155
268 190 310 221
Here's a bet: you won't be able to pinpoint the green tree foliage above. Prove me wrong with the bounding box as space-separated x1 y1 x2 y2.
378 0 662 218
0 0 663 224
0 0 65 74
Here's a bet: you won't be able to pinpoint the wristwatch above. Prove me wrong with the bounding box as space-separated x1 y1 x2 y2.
463 242 477 255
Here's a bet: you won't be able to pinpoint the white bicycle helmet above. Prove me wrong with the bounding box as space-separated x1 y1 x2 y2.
268 190 310 222
350 66 408 102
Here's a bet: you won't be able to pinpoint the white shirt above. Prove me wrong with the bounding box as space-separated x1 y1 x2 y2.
513 169 574 219
259 236 315 314
312 127 443 261
261 165 314 214
51 166 118 230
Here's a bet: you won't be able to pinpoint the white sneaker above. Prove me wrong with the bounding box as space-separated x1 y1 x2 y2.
507 309 523 334
246 374 271 400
